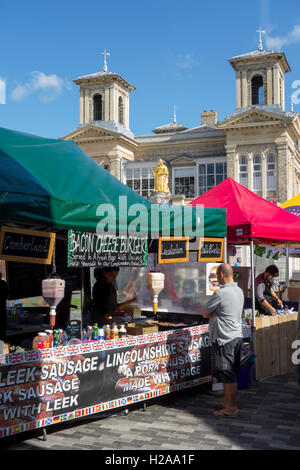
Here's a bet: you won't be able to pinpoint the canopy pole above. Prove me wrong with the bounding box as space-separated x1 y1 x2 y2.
286 244 289 286
250 238 257 380
224 237 227 263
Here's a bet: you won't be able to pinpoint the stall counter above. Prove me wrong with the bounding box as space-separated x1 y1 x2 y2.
0 324 211 438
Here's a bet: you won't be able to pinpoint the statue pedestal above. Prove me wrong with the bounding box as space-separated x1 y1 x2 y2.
170 194 186 206
149 190 171 204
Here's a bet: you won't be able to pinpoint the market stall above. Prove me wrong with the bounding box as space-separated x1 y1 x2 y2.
189 177 300 379
0 127 228 438
280 192 300 217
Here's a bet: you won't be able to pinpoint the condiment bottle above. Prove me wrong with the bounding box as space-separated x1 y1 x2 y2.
32 335 41 350
98 328 104 341
37 332 47 349
44 330 53 348
92 323 99 340
118 324 127 338
111 323 119 340
104 325 111 340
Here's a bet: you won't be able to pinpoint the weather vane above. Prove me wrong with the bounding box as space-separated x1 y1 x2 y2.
257 26 266 51
101 49 111 72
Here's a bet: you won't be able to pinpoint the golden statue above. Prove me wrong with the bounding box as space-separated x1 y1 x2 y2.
153 159 170 193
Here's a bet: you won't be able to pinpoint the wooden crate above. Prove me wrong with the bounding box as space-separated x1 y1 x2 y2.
255 314 297 379
126 324 158 336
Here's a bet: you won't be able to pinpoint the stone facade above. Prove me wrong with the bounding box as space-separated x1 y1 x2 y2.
62 47 300 205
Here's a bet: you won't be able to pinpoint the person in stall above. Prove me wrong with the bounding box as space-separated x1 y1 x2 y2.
255 264 283 316
91 267 120 326
234 257 242 267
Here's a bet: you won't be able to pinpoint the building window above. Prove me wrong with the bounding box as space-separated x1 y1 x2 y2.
198 160 227 195
93 94 103 121
173 167 195 198
251 75 264 105
118 97 124 125
267 153 277 190
125 164 155 198
253 154 262 191
239 155 248 188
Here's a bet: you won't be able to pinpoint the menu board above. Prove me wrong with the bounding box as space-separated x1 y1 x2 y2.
0 226 55 264
67 230 148 268
198 238 224 262
158 237 189 264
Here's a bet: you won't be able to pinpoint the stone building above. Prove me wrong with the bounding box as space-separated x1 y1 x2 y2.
62 43 300 205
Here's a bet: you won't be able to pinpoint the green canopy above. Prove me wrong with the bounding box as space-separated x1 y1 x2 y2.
0 127 226 237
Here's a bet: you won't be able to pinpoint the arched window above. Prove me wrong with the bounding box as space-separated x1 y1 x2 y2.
118 96 124 125
252 75 264 105
93 94 103 121
267 153 277 190
253 154 262 191
239 155 248 188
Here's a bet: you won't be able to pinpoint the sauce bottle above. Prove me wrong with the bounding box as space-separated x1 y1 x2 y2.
111 323 119 340
104 325 111 340
118 324 127 338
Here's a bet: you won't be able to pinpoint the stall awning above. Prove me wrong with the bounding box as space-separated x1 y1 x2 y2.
280 193 300 217
189 178 300 244
0 127 226 237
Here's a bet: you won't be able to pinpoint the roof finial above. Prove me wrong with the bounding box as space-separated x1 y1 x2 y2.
173 105 179 123
101 49 111 72
291 96 294 112
257 26 266 51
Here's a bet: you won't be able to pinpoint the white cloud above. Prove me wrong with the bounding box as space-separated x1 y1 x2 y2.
11 71 72 102
266 24 300 49
170 53 199 70
11 82 31 101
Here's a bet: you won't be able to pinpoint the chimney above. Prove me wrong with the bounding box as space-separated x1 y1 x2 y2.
201 109 217 126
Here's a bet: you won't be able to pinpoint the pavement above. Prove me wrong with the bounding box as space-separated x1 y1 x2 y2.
1 372 300 451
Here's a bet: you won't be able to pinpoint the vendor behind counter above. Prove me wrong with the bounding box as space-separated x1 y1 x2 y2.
90 267 119 326
255 264 283 316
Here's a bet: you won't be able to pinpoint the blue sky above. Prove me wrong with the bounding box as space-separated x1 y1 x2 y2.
0 0 300 139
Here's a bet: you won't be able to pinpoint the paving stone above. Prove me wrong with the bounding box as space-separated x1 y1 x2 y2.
2 372 300 450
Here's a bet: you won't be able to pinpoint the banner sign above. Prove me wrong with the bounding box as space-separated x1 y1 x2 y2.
0 325 210 438
0 226 55 265
254 244 300 259
198 238 224 262
67 230 148 268
158 237 189 264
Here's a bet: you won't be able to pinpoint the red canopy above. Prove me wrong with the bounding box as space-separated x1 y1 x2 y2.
189 178 300 244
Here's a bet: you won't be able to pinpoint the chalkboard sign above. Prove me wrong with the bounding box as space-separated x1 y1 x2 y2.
67 230 148 268
198 237 224 262
66 320 82 340
0 226 55 264
158 237 189 264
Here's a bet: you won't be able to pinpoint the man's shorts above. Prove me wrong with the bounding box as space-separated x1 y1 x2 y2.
211 337 243 384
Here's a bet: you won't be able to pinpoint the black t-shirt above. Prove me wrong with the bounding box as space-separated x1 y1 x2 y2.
92 274 117 317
